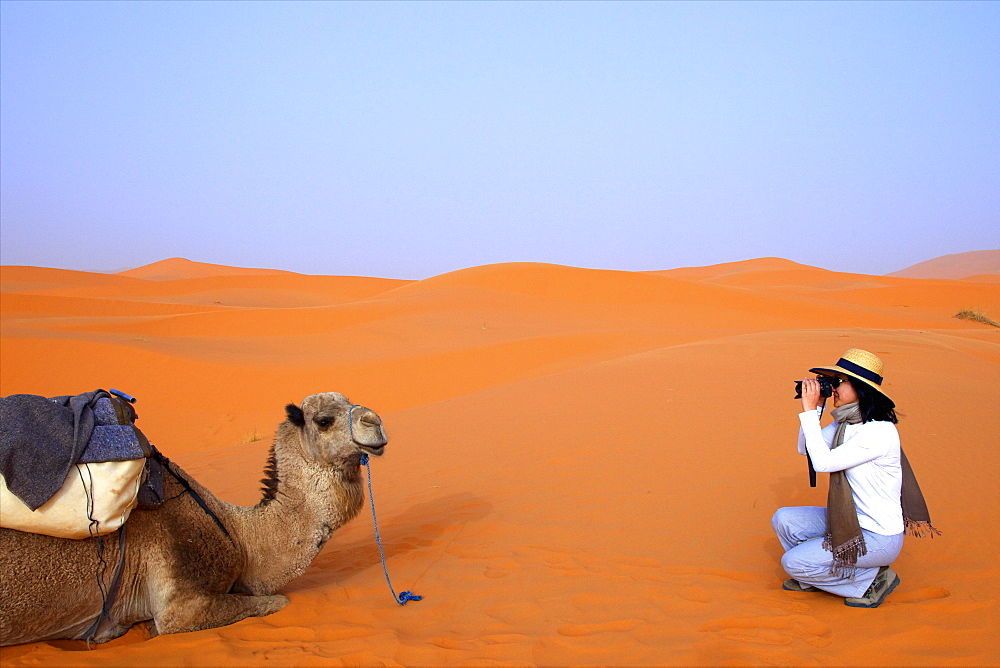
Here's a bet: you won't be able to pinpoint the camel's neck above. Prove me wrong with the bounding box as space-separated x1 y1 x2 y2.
228 427 366 595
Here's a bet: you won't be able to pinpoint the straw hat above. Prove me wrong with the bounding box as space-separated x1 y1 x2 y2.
809 348 890 400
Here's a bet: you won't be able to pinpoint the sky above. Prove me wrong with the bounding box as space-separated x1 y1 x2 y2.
1 1 998 279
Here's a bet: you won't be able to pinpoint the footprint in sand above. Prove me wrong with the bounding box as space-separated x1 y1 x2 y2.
215 623 318 643
480 633 532 645
700 614 831 648
485 599 544 625
610 556 662 569
484 561 521 578
678 586 713 604
570 591 611 611
894 586 951 603
557 619 645 637
740 591 813 614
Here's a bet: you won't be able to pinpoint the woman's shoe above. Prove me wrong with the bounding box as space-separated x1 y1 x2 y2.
844 566 900 608
783 578 819 592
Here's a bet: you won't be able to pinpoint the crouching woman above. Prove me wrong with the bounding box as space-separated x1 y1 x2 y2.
772 349 938 608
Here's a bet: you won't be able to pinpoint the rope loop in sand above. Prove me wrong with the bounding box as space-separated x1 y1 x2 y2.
359 441 423 606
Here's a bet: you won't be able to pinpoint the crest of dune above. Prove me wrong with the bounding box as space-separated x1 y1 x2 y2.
887 249 1000 279
118 258 297 281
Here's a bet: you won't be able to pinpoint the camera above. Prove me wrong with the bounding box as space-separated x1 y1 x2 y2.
793 376 842 399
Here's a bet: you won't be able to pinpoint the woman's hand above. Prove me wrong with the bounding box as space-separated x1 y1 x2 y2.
800 378 822 412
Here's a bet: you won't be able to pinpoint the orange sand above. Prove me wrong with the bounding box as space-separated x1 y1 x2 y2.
1 256 998 666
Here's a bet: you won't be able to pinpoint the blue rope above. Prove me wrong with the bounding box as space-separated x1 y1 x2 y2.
360 451 422 606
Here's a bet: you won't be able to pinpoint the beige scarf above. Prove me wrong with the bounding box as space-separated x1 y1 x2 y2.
823 403 939 576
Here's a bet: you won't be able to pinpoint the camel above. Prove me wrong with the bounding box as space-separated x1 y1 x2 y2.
0 392 387 646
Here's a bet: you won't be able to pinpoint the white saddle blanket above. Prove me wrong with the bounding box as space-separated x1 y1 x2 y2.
1 459 145 539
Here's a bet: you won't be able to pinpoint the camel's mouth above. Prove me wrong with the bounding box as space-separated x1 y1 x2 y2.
350 408 386 457
357 443 385 457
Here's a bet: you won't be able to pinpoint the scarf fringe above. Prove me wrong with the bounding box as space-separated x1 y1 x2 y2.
905 518 942 538
825 533 867 578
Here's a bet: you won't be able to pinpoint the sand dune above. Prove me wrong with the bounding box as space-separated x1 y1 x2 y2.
888 249 1000 279
118 257 299 280
1 256 997 665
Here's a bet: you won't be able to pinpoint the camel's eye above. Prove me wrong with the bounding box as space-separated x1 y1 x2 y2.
315 416 334 430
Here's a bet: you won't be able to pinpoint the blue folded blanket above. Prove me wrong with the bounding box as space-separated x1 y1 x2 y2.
79 398 146 463
0 391 146 510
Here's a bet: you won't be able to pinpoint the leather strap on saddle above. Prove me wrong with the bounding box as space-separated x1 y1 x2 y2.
109 397 153 458
152 450 235 547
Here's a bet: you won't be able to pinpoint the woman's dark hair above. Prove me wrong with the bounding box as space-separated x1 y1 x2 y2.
848 377 898 423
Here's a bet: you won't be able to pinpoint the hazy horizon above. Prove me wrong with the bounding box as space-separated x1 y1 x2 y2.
2 1 998 280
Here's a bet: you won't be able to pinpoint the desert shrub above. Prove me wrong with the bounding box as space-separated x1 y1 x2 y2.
243 427 264 443
955 308 1000 327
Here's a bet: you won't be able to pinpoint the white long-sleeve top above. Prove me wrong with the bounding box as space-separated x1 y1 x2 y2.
798 410 904 536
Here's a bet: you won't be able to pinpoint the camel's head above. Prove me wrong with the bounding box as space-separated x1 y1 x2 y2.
285 392 387 465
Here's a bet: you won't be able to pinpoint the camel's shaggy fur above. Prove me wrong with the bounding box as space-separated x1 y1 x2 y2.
0 392 387 646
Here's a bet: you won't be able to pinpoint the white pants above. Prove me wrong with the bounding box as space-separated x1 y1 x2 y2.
772 506 904 598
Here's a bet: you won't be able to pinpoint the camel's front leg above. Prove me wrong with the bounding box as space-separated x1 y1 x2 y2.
152 592 289 635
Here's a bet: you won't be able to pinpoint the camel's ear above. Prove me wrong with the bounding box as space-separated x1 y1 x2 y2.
285 403 305 427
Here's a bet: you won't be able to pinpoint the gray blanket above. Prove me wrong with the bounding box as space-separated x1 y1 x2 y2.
0 390 146 511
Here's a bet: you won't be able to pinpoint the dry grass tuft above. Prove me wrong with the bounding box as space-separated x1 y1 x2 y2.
955 308 1000 327
243 427 264 443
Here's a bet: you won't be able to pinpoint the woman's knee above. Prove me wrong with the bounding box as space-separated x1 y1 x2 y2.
779 549 802 576
781 547 827 580
773 506 826 535
771 507 791 532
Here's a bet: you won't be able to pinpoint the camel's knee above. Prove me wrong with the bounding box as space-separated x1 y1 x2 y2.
154 593 289 635
252 594 290 617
